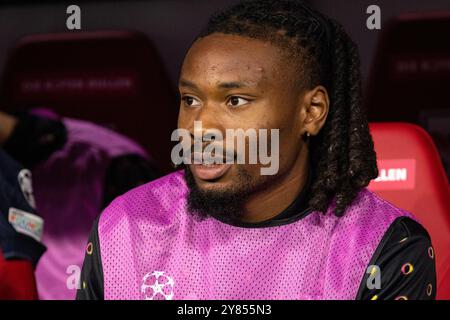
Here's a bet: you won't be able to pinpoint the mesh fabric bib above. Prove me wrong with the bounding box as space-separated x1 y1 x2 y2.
99 171 414 300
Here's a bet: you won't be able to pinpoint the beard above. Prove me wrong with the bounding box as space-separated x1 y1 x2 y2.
184 165 276 223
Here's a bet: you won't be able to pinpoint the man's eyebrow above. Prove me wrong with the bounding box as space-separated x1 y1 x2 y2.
179 79 198 89
217 81 251 89
179 79 256 90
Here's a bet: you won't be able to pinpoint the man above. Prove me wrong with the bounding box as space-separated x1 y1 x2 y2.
0 148 45 299
77 0 435 300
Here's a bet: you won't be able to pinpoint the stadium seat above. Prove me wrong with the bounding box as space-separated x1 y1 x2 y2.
368 122 450 299
0 31 178 172
365 12 450 180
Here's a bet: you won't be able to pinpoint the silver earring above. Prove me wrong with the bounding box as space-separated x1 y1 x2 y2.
306 132 311 137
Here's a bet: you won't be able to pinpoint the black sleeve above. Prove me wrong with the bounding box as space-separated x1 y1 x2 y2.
102 154 160 208
0 148 46 266
357 216 436 300
76 217 104 300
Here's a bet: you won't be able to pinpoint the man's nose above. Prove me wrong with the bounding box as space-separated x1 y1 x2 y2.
189 103 224 141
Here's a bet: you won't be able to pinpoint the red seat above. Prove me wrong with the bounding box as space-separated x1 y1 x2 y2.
365 12 450 181
0 31 178 172
368 122 450 299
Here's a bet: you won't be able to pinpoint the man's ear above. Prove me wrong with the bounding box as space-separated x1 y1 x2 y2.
300 86 329 137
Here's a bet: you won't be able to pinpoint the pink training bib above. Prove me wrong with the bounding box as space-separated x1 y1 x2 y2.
98 171 414 300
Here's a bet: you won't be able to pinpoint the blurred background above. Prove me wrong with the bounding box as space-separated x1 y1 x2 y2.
0 0 449 300
0 0 449 176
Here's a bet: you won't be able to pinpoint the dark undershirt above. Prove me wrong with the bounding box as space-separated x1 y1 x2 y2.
76 167 436 300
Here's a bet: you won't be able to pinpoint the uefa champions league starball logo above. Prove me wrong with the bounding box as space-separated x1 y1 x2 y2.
141 271 175 300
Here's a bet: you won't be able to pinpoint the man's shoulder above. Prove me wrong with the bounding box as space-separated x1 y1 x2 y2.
331 188 422 246
97 170 187 234
346 187 417 223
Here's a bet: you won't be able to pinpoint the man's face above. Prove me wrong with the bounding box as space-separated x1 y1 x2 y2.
178 33 308 218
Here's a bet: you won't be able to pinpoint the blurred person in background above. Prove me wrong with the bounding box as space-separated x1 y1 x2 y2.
0 109 159 299
0 147 45 299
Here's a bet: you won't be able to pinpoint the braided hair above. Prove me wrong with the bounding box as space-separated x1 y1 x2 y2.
196 0 378 216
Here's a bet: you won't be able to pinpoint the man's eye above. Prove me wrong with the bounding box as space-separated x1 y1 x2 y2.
227 96 249 108
182 96 201 107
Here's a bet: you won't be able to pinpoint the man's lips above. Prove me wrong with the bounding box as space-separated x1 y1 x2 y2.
190 163 232 181
189 151 235 164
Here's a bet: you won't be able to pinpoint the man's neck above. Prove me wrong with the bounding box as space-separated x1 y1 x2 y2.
241 151 310 223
